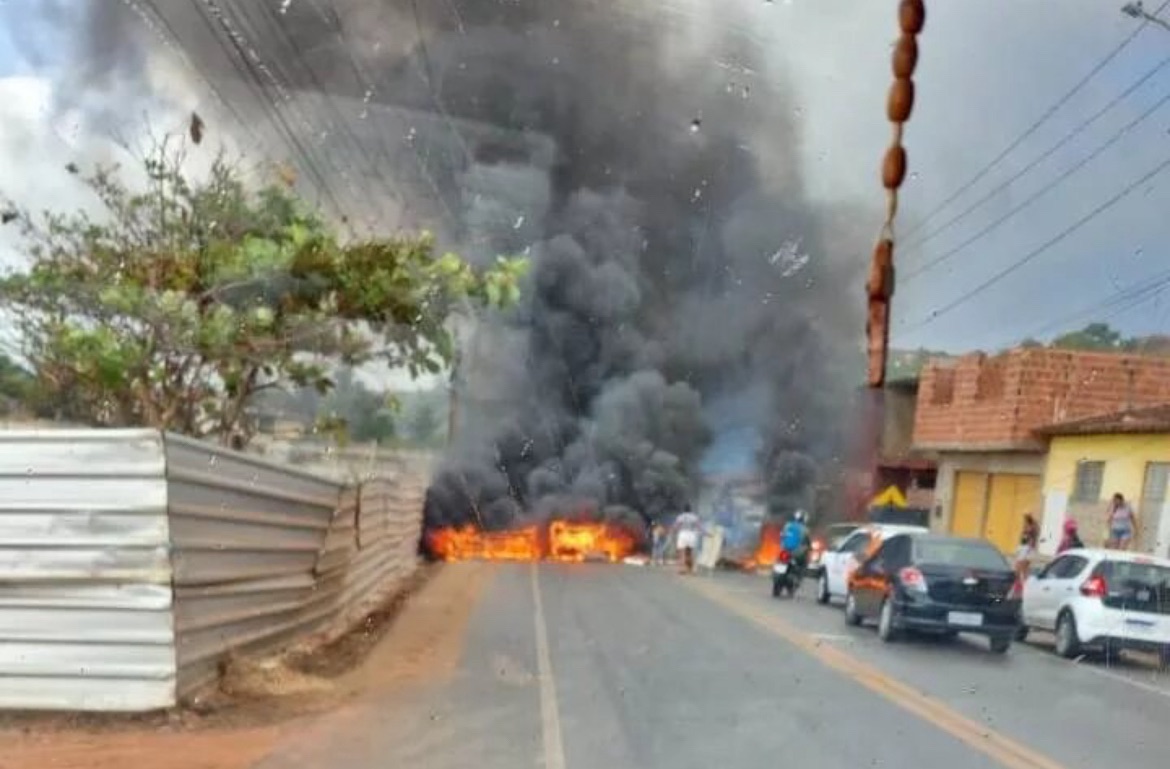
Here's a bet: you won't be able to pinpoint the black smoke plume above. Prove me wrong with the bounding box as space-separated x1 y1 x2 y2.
47 1 869 530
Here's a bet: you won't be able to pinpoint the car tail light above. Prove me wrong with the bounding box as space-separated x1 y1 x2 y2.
899 566 928 592
1080 575 1108 598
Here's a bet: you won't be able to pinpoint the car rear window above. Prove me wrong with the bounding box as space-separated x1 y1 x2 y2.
914 539 1010 570
1101 560 1170 589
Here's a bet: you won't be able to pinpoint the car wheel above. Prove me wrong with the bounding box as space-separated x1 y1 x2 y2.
1055 611 1081 659
1102 641 1123 665
877 598 899 642
1015 625 1030 643
817 573 831 605
844 592 863 626
989 635 1012 655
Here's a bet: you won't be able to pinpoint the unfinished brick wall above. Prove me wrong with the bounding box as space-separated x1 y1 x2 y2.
914 349 1170 450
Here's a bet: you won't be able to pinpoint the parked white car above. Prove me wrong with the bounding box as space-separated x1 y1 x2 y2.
814 523 929 605
1019 548 1170 666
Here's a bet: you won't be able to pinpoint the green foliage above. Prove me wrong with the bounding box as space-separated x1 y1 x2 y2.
317 368 397 445
0 142 525 444
0 354 34 415
1051 322 1123 351
1046 323 1169 355
405 400 443 445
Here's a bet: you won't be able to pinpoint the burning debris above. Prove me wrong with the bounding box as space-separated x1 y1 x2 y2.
426 519 641 564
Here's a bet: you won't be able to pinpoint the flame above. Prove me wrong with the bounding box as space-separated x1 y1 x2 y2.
743 522 783 569
426 520 638 563
549 521 637 563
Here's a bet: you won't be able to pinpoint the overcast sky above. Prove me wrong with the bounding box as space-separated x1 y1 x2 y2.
2 0 1168 370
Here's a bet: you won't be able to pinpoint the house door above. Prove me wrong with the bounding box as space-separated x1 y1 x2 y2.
985 474 1042 554
952 471 988 538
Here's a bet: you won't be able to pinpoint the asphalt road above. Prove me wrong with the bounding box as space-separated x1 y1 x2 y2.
261 564 1170 769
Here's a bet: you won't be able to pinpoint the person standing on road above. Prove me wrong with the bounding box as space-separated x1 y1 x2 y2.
1105 493 1138 551
1014 513 1039 581
650 522 667 565
673 506 701 575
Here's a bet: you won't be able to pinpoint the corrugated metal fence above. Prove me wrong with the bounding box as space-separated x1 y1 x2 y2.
0 430 430 712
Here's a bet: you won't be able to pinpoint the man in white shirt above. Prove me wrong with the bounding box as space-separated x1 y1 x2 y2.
674 506 701 574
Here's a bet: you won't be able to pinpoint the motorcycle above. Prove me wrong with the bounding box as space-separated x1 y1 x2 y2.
770 548 803 598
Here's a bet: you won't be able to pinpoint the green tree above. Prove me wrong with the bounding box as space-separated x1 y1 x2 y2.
0 142 526 445
320 367 397 444
1051 322 1123 351
0 354 34 415
406 401 442 445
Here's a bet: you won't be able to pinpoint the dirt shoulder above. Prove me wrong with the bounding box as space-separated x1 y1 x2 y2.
0 562 490 769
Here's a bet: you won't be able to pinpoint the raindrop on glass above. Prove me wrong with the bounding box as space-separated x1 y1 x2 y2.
514 215 525 230
690 118 702 133
280 0 292 14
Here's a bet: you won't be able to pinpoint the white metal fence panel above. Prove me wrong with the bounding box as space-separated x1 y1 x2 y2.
163 433 345 698
0 430 174 711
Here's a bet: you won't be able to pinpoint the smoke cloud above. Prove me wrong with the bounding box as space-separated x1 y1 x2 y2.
47 0 870 530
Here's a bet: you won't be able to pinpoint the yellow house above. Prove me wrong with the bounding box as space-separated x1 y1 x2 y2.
1036 405 1170 557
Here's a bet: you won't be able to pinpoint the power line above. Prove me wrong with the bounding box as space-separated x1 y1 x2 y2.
902 88 1170 283
900 1 1169 239
902 51 1170 255
1019 267 1170 341
898 154 1170 333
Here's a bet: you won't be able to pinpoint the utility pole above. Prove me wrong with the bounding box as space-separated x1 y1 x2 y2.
447 350 460 447
1122 2 1170 32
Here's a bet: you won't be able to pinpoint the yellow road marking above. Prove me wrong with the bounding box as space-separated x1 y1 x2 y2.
531 565 567 769
683 578 1067 769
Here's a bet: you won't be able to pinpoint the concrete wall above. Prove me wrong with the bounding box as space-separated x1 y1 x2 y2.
932 451 1045 535
1042 433 1170 555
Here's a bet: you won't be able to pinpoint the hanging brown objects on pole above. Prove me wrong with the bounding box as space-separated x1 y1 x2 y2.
867 0 925 388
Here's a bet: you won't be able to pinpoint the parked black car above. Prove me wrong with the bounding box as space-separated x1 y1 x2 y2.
844 532 1021 654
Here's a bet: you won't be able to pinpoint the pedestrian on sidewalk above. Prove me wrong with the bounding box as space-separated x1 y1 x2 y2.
1105 493 1138 551
1014 513 1039 582
1057 518 1084 554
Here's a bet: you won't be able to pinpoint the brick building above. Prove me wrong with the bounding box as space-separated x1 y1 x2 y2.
912 348 1170 553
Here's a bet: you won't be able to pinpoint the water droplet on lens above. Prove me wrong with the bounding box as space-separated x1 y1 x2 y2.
690 118 702 133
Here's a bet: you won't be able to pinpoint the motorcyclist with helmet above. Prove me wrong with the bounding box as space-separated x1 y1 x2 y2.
781 509 812 575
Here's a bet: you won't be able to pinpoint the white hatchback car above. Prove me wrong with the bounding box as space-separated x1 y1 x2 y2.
814 523 929 605
1019 548 1170 665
